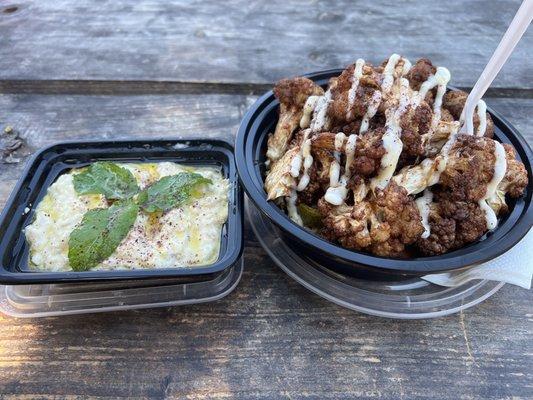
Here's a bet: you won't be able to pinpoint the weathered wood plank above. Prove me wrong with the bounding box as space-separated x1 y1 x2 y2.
0 92 252 179
485 97 533 142
0 94 531 399
0 0 532 89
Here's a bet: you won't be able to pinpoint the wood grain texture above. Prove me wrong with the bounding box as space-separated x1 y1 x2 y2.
0 93 531 399
0 0 532 89
0 93 254 187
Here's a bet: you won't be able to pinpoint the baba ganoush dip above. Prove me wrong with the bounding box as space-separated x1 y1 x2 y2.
25 162 229 272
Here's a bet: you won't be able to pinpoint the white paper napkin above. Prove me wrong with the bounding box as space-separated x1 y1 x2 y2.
422 229 532 289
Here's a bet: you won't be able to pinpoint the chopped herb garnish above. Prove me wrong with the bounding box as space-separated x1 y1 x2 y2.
73 161 139 200
68 201 139 271
138 172 212 213
68 163 212 270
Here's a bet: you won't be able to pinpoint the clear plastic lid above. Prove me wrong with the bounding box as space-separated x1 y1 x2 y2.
0 259 243 318
246 200 504 319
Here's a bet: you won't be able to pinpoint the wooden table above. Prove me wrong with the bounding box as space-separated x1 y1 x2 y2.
0 1 531 398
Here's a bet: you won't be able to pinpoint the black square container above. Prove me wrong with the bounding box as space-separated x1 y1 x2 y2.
0 139 243 284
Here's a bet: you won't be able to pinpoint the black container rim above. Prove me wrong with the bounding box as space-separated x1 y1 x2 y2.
0 138 244 284
235 68 533 274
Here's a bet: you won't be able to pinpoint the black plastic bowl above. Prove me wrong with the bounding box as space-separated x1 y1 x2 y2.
0 139 243 284
236 69 533 277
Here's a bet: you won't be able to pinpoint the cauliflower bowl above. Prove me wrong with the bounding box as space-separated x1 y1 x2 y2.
236 65 532 276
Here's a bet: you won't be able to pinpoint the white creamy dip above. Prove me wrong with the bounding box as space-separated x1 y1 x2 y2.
25 162 229 272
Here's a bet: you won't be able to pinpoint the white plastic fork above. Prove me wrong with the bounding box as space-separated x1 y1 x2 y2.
460 0 533 135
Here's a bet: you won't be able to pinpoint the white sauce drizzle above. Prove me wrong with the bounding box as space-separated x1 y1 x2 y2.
328 132 346 187
381 54 402 94
428 122 460 185
329 157 341 187
416 189 434 239
286 190 303 226
478 141 507 230
460 99 487 136
429 68 451 132
402 59 412 76
372 126 403 190
288 128 314 191
325 134 358 205
475 100 487 137
310 88 333 132
359 90 382 134
371 77 411 190
346 59 365 120
285 128 314 223
289 128 310 178
300 95 320 129
296 138 313 191
290 154 302 178
334 131 346 152
353 181 369 203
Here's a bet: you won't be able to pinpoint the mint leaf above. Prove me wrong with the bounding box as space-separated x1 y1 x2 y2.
68 201 139 271
73 162 139 200
139 172 212 213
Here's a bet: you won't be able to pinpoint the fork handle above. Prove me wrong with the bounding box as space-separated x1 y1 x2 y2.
460 0 533 134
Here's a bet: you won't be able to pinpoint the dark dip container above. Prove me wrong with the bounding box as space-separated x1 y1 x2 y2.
236 69 532 278
0 139 243 284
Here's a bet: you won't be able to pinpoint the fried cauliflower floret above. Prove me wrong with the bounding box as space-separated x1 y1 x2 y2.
406 58 436 91
397 102 433 162
439 135 496 202
320 182 424 257
395 135 499 198
319 200 373 250
443 200 487 246
370 182 425 257
487 143 528 214
327 62 381 125
381 71 434 160
294 145 336 206
400 129 424 162
393 156 440 196
417 190 487 255
313 147 336 185
416 209 456 255
296 164 323 205
266 77 323 162
442 90 468 119
424 114 460 157
352 128 387 176
310 129 386 178
264 145 298 200
402 101 432 136
395 134 529 219
442 90 494 137
500 144 528 198
309 131 338 152
274 77 323 107
331 120 362 135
